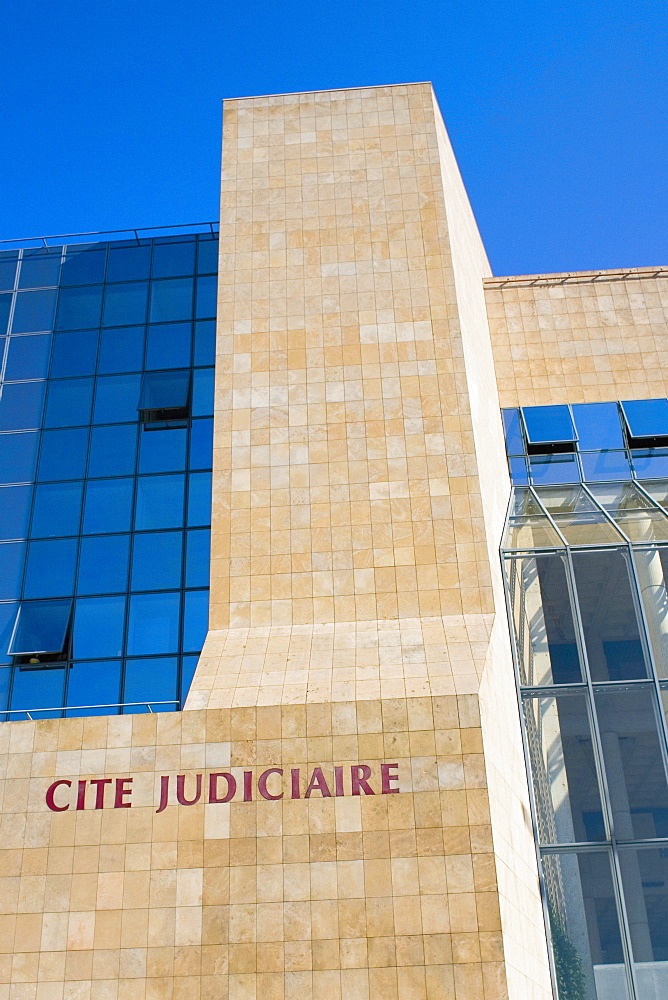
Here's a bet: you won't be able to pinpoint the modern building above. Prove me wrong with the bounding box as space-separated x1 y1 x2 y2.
0 82 666 1000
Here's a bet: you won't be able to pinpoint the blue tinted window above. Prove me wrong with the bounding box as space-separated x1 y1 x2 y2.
9 599 72 654
522 405 576 445
151 240 195 278
508 456 529 485
194 320 215 366
73 596 125 658
60 248 106 285
0 666 8 711
83 479 134 534
145 322 191 369
11 289 57 333
0 542 26 599
187 472 212 526
38 427 89 482
10 666 65 718
192 368 214 416
0 604 18 661
123 657 178 713
189 418 213 469
135 474 184 530
197 238 218 274
621 399 668 439
93 373 141 424
65 660 122 715
131 531 182 591
56 285 103 330
127 592 180 655
181 653 199 701
0 485 32 540
502 408 524 455
102 281 148 327
78 535 130 594
632 450 668 481
195 275 217 319
0 382 45 431
19 251 61 289
149 278 193 322
88 424 137 477
581 451 632 483
529 453 581 486
24 538 77 598
183 590 208 652
31 482 83 538
0 294 11 334
5 334 51 380
138 426 187 473
138 370 190 415
45 377 94 428
97 326 144 374
50 330 98 377
572 402 624 450
106 244 150 282
0 256 17 292
186 529 210 587
0 431 39 484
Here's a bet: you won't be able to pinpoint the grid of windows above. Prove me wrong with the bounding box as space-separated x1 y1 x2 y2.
0 233 217 718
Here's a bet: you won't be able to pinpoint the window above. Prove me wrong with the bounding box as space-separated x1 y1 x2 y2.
9 599 72 660
521 404 577 455
138 370 191 422
621 398 668 448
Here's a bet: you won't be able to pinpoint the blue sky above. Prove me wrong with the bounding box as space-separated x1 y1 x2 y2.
1 0 666 275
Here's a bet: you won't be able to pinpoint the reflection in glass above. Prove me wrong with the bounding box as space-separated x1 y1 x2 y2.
55 285 103 330
530 454 581 486
618 847 668 984
60 248 106 285
0 604 17 661
0 382 46 431
189 418 213 470
73 596 125 658
135 474 184 530
93 373 142 424
102 281 148 327
194 320 215 366
97 325 144 374
589 482 668 543
632 449 668 482
149 277 193 322
9 599 71 655
18 250 61 289
192 368 214 416
65 660 122 715
131 531 182 591
151 240 195 278
5 334 51 380
581 451 631 483
523 404 577 446
186 529 210 588
77 535 130 594
621 399 668 442
181 653 199 701
0 256 17 292
9 665 65 719
123 656 178 713
24 538 77 598
0 485 32 540
50 330 98 377
572 403 624 451
195 275 217 318
0 431 39 485
0 542 26 599
633 548 668 678
106 244 150 282
187 472 212 526
138 426 187 473
31 482 83 538
183 590 208 652
145 322 191 370
0 294 10 334
537 486 623 546
88 424 137 477
197 238 218 274
11 289 57 333
44 377 94 428
83 478 134 534
127 592 180 655
38 428 89 482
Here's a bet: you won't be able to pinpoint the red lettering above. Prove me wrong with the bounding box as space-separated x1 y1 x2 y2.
114 778 133 808
243 771 253 802
45 779 71 812
258 768 283 801
305 766 331 798
381 763 400 794
334 766 344 797
176 774 202 806
209 772 236 803
156 775 170 813
89 778 112 809
76 779 86 810
291 768 301 799
350 764 374 796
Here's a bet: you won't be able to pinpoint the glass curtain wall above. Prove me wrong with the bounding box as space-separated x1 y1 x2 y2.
0 233 217 718
504 483 668 1000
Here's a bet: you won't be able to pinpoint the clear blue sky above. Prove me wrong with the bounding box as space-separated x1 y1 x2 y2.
1 0 666 275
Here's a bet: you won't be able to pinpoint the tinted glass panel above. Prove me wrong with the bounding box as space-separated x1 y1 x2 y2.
0 294 10 334
149 278 193 322
0 604 18 662
197 238 217 274
9 599 71 654
10 666 65 719
151 240 195 278
572 402 624 450
145 322 191 369
19 251 61 289
11 289 57 333
189 418 213 470
50 330 98 377
73 596 125 658
618 847 668 969
634 548 668 679
131 531 182 591
24 538 77 598
522 404 577 445
127 592 180 655
192 368 214 416
102 281 148 327
186 530 210 588
138 370 190 411
181 653 199 701
195 275 217 318
622 399 668 439
138 426 187 473
31 482 83 538
97 326 144 374
93 373 141 424
183 589 208 652
0 381 45 430
194 320 215 366
0 543 26 599
83 478 134 534
65 660 122 715
0 485 31 540
88 424 137 477
135 475 184 530
187 472 212 526
529 453 580 485
77 535 130 595
106 244 150 282
44 377 93 428
123 656 178 713
0 256 17 292
581 450 631 483
502 408 524 455
5 334 51 380
632 449 668 481
60 248 106 285
38 427 89 482
55 285 103 329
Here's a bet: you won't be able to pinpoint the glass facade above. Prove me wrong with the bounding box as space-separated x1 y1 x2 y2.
503 482 668 999
0 232 217 719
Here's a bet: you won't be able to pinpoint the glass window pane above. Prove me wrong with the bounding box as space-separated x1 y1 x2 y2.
123 657 178 713
97 325 145 375
83 478 134 534
61 248 106 285
618 847 668 980
131 531 182 591
106 244 150 282
635 549 668 678
24 538 77 598
11 289 57 333
581 451 631 483
138 370 190 414
537 485 624 545
183 589 208 653
542 851 628 1000
571 549 648 680
50 330 98 377
0 432 38 485
595 685 668 839
38 427 89 482
508 456 529 485
0 665 8 713
135 474 185 530
523 691 603 844
0 256 18 292
145 322 191 369
9 599 72 654
505 553 581 685
127 592 180 655
194 320 215 366
192 368 214 416
77 535 130 595
56 285 103 330
522 404 577 445
9 666 66 719
93 373 141 424
0 604 18 662
0 486 32 540
572 402 624 450
0 381 45 430
65 660 122 716
186 529 210 588
0 542 26 599
151 240 195 278
18 250 61 289
102 281 148 327
187 472 212 526
196 238 217 274
88 424 137 477
502 408 524 455
529 453 580 486
149 278 194 322
195 275 217 319
44 377 93 428
5 334 51 380
31 482 83 538
0 294 11 334
632 449 668 481
621 399 668 440
181 653 199 701
73 596 125 658
189 417 213 470
138 426 187 473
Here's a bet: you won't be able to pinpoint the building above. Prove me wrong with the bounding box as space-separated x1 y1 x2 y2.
0 82 666 1000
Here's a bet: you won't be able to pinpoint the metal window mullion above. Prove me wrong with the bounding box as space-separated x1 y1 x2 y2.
579 482 633 543
527 485 569 546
